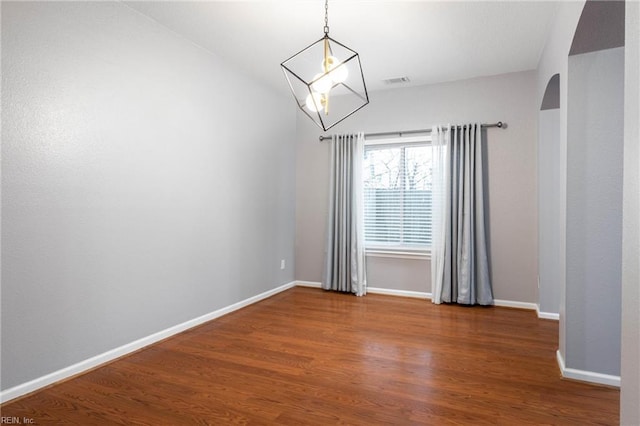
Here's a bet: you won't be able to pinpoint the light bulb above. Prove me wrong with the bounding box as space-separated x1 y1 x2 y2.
323 56 349 83
330 63 348 83
311 73 333 94
305 92 324 112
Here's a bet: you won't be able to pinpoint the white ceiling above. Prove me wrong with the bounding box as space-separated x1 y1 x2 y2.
125 1 559 93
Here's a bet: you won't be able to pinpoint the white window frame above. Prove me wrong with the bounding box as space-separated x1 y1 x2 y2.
363 134 432 260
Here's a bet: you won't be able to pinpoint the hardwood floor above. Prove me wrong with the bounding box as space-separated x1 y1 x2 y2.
2 287 619 425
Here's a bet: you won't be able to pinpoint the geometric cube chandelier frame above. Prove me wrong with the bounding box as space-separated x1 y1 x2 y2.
281 0 369 131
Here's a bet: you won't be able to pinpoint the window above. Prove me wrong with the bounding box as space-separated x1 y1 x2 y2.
363 136 432 252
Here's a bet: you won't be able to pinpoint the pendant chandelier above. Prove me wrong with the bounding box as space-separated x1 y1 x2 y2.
281 0 369 131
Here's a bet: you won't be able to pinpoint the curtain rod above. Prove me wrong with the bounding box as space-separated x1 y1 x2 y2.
317 121 507 141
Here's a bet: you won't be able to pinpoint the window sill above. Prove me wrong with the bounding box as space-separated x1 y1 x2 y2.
365 249 431 260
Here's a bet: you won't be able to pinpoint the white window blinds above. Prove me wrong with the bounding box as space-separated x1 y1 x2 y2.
363 139 433 249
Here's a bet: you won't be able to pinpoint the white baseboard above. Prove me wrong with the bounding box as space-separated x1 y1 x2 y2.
536 304 560 320
296 281 430 299
296 282 540 308
537 311 560 320
0 281 297 404
367 287 431 299
295 280 322 288
556 350 620 387
493 299 538 311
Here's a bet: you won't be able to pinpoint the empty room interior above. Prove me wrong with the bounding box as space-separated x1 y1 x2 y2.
1 0 639 424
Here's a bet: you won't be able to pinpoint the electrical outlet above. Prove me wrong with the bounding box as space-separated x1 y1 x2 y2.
280 259 285 270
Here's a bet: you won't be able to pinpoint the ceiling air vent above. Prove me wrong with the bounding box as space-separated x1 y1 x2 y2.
383 76 410 85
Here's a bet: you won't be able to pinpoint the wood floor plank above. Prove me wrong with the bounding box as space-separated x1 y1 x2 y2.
2 287 619 424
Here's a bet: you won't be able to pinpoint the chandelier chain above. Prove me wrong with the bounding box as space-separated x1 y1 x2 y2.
324 0 329 35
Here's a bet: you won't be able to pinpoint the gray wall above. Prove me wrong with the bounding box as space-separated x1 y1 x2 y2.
621 1 640 423
1 2 296 390
535 0 585 363
296 71 538 303
538 107 562 315
535 3 640 410
566 47 624 376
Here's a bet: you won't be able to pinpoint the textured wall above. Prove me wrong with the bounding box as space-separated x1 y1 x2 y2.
566 47 624 376
621 1 640 422
295 71 538 304
534 0 584 365
538 107 562 315
1 2 296 390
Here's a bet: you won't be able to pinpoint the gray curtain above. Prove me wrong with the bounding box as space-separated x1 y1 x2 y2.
432 124 493 305
322 133 367 296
